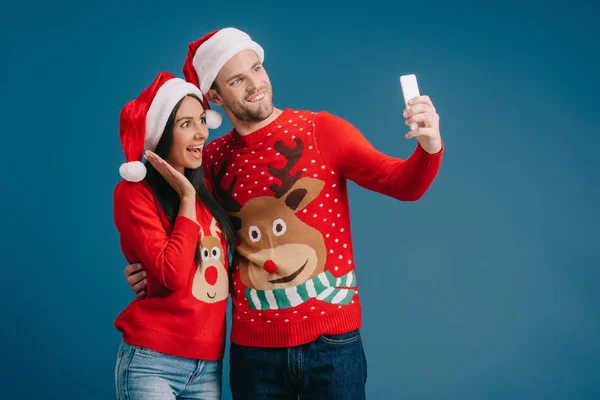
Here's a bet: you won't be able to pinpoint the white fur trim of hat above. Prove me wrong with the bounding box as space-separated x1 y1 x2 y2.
193 27 265 94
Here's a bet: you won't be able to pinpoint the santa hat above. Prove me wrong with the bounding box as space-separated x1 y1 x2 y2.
183 27 264 94
118 71 222 182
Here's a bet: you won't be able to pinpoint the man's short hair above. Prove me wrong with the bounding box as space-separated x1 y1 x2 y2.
210 80 220 94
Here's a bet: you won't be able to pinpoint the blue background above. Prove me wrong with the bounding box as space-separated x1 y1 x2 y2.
2 0 598 398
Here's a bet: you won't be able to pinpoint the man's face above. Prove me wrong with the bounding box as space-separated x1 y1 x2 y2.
209 49 273 122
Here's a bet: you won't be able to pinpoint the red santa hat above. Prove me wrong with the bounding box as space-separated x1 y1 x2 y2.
118 71 222 182
182 27 264 94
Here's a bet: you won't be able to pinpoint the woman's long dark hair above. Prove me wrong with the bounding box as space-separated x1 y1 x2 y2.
145 94 236 266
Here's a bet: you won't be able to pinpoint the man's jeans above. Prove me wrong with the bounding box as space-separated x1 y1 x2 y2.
230 329 367 399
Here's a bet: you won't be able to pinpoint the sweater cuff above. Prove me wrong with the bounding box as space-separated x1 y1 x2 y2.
416 140 444 162
173 216 201 242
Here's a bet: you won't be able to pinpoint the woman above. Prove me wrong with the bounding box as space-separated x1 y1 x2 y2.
113 71 235 399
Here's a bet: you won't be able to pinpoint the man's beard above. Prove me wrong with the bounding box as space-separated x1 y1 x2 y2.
226 88 274 122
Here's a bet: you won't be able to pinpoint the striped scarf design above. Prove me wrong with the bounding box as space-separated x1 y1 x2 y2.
245 270 357 311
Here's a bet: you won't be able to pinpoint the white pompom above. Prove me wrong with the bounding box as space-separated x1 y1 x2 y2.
206 109 222 129
119 161 146 182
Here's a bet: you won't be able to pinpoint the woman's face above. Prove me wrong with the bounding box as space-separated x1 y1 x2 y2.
167 96 208 172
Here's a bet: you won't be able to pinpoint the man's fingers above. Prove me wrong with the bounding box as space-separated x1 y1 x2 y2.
407 96 436 113
403 104 435 119
124 262 142 277
136 290 146 300
126 270 147 287
131 278 149 293
405 127 438 139
406 112 438 127
406 113 427 126
408 95 434 109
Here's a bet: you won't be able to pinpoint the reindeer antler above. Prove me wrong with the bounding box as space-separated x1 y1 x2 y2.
210 218 221 237
212 161 242 212
268 138 304 198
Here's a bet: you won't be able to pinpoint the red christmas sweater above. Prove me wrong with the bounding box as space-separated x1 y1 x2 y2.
113 180 229 360
203 108 443 348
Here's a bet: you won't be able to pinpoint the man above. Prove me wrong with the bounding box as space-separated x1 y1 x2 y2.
123 27 443 399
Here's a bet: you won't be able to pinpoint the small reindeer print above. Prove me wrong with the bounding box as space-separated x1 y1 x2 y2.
191 218 228 303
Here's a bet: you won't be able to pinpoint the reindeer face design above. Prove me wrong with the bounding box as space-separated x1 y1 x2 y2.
192 218 229 303
213 138 327 291
235 177 326 290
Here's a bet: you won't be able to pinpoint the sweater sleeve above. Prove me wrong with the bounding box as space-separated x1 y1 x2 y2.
113 182 201 291
314 111 443 201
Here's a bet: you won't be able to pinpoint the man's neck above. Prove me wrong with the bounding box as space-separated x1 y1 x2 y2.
233 108 284 136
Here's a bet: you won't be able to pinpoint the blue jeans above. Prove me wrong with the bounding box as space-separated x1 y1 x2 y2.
230 329 367 399
115 339 222 400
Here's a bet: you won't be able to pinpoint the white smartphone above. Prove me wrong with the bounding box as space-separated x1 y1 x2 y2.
400 74 420 131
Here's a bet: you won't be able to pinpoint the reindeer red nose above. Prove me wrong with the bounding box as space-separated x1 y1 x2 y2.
263 260 277 274
204 266 218 286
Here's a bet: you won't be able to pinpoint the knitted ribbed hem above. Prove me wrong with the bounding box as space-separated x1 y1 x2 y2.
120 324 225 360
230 303 362 348
416 140 444 162
173 215 201 242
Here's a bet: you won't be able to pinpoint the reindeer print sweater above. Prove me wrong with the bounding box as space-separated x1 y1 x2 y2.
113 180 229 360
203 108 443 348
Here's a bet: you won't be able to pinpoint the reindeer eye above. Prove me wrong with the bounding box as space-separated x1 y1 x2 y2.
201 247 210 261
211 246 221 260
273 219 287 236
249 226 261 242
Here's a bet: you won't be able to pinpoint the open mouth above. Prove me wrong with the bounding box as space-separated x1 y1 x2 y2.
268 259 308 284
186 145 203 160
247 91 266 103
207 292 216 299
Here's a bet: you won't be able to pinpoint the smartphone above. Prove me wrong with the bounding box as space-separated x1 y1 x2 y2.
400 74 420 130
